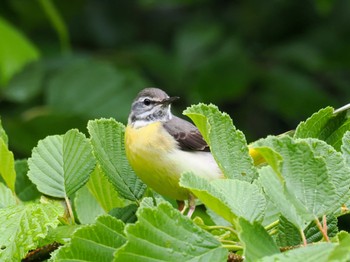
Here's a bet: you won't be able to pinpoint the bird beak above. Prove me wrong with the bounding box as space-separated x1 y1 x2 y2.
161 96 180 105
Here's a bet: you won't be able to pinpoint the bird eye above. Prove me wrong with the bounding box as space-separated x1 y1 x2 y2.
143 98 151 106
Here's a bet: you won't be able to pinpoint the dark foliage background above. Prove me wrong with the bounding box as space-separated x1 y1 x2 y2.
0 0 349 156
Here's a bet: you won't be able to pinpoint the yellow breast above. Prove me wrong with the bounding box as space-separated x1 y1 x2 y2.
125 122 190 200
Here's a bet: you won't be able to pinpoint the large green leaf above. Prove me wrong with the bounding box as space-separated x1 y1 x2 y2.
0 17 39 86
256 136 349 229
87 165 126 212
295 107 350 150
238 218 280 262
0 201 63 261
46 60 147 120
180 173 266 224
115 201 228 261
0 182 16 208
75 185 105 224
52 215 126 261
88 119 146 201
0 137 16 192
183 103 257 181
28 129 96 198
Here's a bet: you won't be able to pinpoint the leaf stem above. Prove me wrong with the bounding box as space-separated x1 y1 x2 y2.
65 196 75 224
314 216 329 242
264 220 279 231
202 225 237 235
222 244 243 251
300 229 307 246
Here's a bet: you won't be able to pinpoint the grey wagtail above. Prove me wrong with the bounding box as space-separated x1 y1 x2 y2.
125 88 223 217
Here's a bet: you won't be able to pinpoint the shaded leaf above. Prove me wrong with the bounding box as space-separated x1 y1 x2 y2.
28 129 96 198
46 60 147 120
88 119 146 201
115 202 228 261
276 216 301 247
14 159 40 202
184 103 257 181
109 204 138 224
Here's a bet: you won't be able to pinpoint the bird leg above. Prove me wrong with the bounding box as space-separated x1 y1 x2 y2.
177 194 196 218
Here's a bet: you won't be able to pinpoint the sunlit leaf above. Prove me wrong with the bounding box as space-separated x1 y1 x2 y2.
258 243 335 262
87 165 126 212
75 185 105 224
295 107 350 150
184 103 257 181
0 17 39 86
115 202 228 261
341 131 350 166
88 119 146 201
180 173 266 224
0 201 63 261
53 215 126 261
28 129 96 198
0 138 16 192
0 182 16 208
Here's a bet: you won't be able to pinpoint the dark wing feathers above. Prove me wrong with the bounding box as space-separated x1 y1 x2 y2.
163 116 209 151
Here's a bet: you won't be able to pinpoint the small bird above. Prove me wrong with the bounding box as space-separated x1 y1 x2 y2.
125 88 223 217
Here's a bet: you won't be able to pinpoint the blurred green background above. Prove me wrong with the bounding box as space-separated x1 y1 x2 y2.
0 0 350 158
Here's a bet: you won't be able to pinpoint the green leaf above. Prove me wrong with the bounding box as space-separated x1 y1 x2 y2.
238 218 280 262
46 60 147 120
341 131 350 167
0 201 64 261
75 185 105 224
53 215 126 261
0 138 16 192
87 165 126 212
3 61 44 102
0 118 8 145
115 202 228 261
276 216 301 247
295 107 350 150
183 103 257 181
109 204 138 224
180 173 266 224
256 136 348 228
88 119 146 201
258 166 309 229
258 243 335 262
304 215 338 243
28 129 96 198
0 17 39 86
14 160 40 201
0 182 16 208
328 231 350 261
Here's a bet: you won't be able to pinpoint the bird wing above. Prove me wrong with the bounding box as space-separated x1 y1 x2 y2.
163 116 209 151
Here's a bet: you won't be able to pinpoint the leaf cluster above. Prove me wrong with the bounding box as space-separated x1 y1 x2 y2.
0 103 350 261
